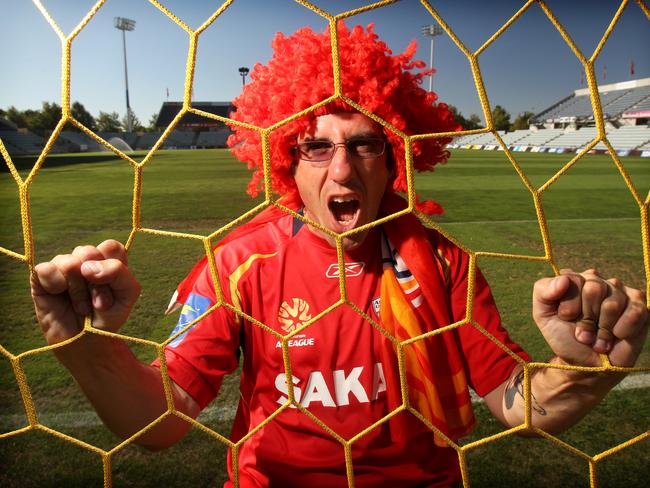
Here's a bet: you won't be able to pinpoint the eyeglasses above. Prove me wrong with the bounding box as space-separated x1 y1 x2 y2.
294 138 387 165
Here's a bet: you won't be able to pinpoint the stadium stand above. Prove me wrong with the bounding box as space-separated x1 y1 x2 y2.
195 128 230 148
509 128 564 147
603 85 650 118
542 127 598 151
161 130 196 149
0 130 76 155
449 77 650 157
532 78 650 127
155 101 233 129
98 132 138 147
0 117 18 131
58 131 105 152
452 131 505 148
134 132 163 150
1 130 48 155
593 125 650 151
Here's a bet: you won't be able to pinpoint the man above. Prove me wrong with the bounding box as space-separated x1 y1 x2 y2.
31 24 647 487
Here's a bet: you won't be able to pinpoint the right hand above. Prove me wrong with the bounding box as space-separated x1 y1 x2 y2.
30 239 141 345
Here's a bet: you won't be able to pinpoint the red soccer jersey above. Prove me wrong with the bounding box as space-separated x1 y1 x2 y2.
157 213 529 487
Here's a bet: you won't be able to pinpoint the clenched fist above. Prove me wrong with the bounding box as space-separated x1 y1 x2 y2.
532 268 648 368
31 239 141 345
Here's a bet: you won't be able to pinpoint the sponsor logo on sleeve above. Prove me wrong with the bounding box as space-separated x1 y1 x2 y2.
168 293 212 348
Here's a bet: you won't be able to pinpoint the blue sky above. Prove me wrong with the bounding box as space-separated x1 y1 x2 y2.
2 0 649 126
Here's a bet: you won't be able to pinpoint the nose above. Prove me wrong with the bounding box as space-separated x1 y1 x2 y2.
327 144 355 183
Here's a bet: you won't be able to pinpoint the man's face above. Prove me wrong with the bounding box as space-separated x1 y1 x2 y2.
293 112 391 249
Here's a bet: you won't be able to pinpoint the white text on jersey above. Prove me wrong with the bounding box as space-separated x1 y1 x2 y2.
275 363 386 408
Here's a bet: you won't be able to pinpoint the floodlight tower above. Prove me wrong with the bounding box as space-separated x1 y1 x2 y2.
421 24 444 92
239 66 250 88
114 17 136 132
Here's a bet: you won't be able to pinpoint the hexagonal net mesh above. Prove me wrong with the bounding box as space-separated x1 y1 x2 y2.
1 0 649 487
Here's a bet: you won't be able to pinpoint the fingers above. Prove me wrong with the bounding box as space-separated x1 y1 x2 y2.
532 275 572 319
97 239 128 265
610 285 649 341
555 269 647 354
51 254 92 316
32 240 131 315
80 258 140 303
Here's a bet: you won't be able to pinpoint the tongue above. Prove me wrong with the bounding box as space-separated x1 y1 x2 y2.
331 200 358 222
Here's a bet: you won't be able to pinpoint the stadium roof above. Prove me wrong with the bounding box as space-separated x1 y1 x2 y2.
155 101 233 128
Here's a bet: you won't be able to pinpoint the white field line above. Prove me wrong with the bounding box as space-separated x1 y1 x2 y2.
1 373 649 430
442 217 638 226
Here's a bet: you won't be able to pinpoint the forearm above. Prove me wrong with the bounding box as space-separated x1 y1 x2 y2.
54 332 198 450
497 359 624 435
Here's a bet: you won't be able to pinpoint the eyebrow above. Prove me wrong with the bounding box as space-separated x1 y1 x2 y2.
301 132 383 142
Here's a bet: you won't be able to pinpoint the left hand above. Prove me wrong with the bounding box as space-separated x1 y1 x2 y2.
532 269 648 367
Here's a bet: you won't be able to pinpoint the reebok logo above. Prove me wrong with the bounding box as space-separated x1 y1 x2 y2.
326 262 365 278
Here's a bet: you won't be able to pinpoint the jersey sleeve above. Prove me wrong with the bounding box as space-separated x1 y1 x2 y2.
153 258 242 410
433 233 531 397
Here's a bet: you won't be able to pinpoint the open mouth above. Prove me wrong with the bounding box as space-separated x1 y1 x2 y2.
328 197 360 226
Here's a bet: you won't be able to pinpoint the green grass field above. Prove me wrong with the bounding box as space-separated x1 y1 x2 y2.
1 148 648 487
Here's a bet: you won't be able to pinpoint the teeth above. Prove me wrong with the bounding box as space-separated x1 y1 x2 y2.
332 196 356 203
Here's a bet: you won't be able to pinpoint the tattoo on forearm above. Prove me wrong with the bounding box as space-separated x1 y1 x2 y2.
504 370 547 416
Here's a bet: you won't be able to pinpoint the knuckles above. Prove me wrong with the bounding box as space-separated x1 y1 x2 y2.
581 279 608 303
599 297 625 318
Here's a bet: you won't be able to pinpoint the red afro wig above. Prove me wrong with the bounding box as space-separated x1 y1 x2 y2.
227 22 459 214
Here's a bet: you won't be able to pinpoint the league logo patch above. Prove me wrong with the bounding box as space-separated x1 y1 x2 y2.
278 298 312 333
168 293 212 348
372 297 381 317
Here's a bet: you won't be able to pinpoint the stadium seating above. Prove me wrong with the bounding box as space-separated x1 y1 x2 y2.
58 131 104 152
500 129 531 146
98 132 139 147
509 128 564 147
593 125 650 151
0 131 48 155
534 83 650 124
603 85 650 118
196 129 230 148
162 130 196 148
543 127 598 150
134 132 163 150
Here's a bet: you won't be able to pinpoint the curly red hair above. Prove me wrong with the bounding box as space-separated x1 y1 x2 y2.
227 22 459 214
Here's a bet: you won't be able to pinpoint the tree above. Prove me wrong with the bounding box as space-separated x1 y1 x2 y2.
96 111 122 132
121 110 144 132
467 114 483 130
510 111 535 131
147 113 160 132
491 105 511 132
5 106 28 129
447 105 483 130
4 102 61 136
36 101 63 135
71 101 97 131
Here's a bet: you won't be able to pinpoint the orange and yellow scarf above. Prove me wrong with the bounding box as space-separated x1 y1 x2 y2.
380 194 475 446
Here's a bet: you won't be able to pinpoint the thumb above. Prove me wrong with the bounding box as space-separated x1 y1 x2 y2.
533 275 571 318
